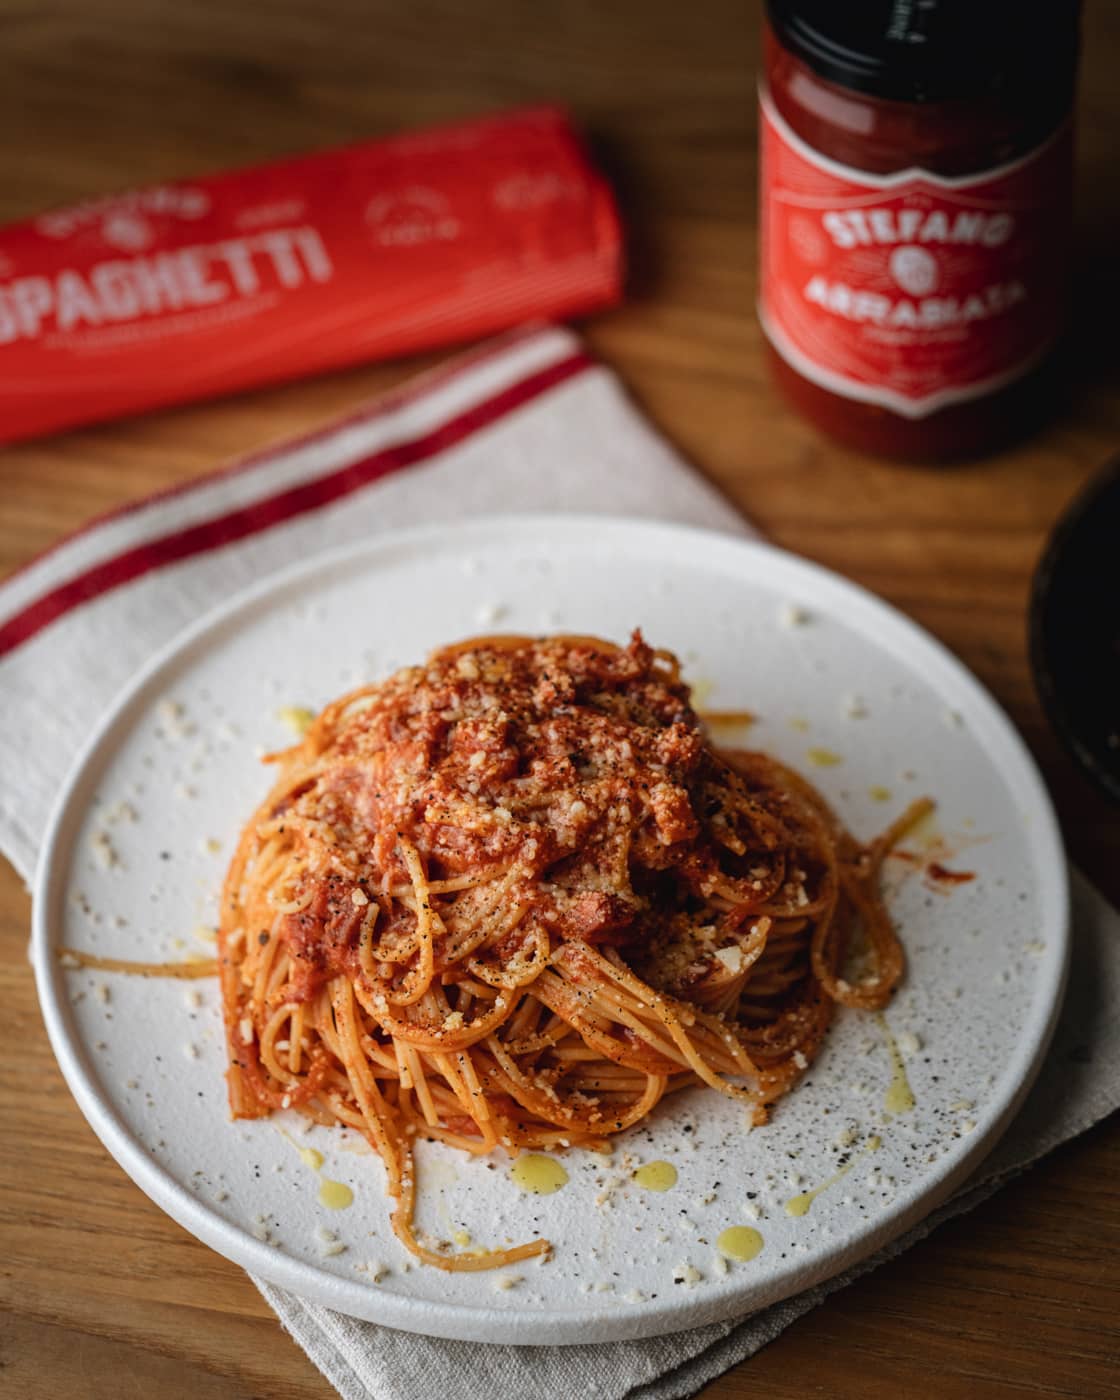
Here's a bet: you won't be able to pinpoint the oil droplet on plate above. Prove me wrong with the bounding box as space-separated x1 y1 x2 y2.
633 1161 677 1192
278 1130 353 1209
716 1226 764 1261
868 785 893 802
908 806 940 849
277 705 315 737
806 747 842 768
877 1013 916 1115
784 1136 882 1217
510 1154 568 1195
700 709 756 730
318 1177 354 1210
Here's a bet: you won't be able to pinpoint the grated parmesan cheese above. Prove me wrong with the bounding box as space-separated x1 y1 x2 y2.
89 830 119 869
780 602 809 627
316 1226 347 1258
156 699 195 739
714 946 744 974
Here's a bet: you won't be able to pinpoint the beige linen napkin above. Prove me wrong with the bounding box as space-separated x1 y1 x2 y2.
1 325 1116 1399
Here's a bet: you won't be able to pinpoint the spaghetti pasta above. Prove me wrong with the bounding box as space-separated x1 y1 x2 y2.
217 632 927 1271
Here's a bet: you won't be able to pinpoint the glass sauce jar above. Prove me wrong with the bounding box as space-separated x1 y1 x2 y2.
758 2 1080 460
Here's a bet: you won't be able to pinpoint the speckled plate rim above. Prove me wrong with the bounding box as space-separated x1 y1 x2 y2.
32 515 1070 1345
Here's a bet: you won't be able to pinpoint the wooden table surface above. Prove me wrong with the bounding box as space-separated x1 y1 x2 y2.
3 1 1119 1396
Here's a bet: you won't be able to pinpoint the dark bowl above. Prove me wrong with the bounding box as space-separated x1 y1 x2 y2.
1029 455 1120 805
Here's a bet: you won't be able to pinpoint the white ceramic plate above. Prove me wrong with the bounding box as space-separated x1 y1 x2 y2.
33 516 1068 1345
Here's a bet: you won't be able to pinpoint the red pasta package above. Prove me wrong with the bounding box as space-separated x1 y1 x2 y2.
0 106 622 445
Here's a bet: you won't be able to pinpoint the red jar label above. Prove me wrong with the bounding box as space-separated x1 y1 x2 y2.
758 90 1071 418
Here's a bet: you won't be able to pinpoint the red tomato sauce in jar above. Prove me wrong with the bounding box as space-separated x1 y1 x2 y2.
758 2 1081 460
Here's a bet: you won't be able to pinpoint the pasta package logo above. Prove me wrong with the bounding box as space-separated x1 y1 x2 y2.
364 187 462 247
758 90 1072 418
35 186 213 250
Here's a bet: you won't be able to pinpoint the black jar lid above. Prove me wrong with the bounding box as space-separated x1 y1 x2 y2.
1030 456 1120 807
766 1 1080 104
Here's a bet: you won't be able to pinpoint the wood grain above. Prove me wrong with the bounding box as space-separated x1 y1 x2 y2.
2 0 1119 1395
